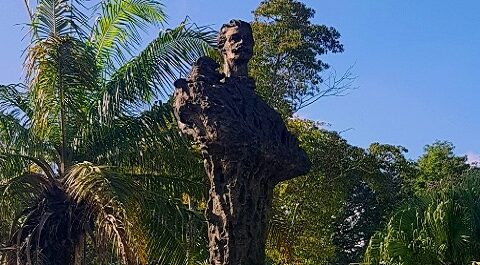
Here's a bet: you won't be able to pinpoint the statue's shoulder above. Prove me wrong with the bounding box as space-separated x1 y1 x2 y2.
174 56 224 93
188 56 224 84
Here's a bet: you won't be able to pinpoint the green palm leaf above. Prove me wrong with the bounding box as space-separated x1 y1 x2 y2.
0 84 31 122
94 24 216 122
32 0 88 39
91 0 167 72
65 162 148 265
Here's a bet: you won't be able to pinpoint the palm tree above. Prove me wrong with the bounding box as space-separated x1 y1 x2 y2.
0 0 215 264
363 169 480 265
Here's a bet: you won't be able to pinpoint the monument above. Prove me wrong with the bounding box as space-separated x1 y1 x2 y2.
174 20 311 265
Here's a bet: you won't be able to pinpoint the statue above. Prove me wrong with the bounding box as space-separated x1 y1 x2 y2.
174 19 311 265
218 19 253 77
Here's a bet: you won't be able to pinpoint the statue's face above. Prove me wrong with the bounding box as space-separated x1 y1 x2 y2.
222 25 253 64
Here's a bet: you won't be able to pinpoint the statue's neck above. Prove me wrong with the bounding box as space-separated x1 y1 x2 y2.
224 60 248 78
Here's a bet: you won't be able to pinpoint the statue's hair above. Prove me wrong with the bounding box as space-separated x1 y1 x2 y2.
217 19 252 52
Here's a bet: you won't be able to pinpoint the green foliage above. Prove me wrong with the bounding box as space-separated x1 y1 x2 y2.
266 120 414 264
361 142 474 264
367 143 416 197
363 169 480 265
267 119 360 263
265 118 421 264
250 0 349 116
91 0 166 72
414 141 469 192
332 143 414 264
0 1 215 264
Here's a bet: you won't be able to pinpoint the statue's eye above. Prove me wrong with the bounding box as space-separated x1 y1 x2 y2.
230 34 240 42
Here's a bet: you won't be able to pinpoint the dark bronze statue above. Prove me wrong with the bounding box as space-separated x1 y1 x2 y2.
174 19 310 265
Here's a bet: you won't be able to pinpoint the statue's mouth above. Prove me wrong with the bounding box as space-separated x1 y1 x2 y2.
234 47 251 54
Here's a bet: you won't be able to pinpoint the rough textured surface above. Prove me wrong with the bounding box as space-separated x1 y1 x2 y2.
174 20 310 265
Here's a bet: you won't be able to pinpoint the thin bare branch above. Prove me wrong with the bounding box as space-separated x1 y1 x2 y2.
23 0 34 23
296 64 358 111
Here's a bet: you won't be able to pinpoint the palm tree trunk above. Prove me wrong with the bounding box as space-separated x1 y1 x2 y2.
58 48 67 175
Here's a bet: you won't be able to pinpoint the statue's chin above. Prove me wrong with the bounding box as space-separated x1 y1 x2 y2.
231 56 252 65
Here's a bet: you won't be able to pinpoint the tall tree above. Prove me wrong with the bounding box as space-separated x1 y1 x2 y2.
0 0 215 264
266 119 365 264
250 0 353 116
265 120 415 264
414 141 469 192
332 144 415 264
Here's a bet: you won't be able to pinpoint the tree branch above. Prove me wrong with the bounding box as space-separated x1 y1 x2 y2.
296 64 358 111
23 0 34 23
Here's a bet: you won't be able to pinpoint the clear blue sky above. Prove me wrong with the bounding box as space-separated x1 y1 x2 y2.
0 1 479 161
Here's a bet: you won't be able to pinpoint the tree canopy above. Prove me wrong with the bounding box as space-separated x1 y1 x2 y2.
250 0 353 117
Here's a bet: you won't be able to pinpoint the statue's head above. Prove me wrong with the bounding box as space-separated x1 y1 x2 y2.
218 20 254 66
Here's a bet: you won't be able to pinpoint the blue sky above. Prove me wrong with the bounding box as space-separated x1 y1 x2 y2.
0 1 479 161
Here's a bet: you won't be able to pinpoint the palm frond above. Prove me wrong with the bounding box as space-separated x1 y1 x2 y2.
0 154 56 182
90 0 166 72
0 84 31 124
3 183 84 265
0 173 53 212
0 85 32 160
80 104 204 184
130 173 205 201
0 164 45 236
0 113 29 151
363 174 480 265
32 0 88 39
142 193 207 264
63 158 206 265
0 107 56 182
65 162 148 264
93 23 216 122
65 162 141 204
26 36 98 154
